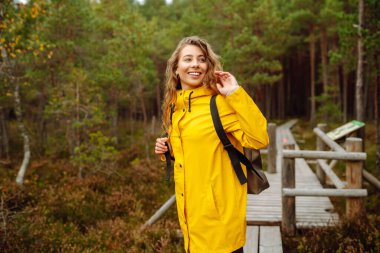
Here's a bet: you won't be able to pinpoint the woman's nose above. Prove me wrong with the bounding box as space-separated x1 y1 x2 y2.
191 59 200 67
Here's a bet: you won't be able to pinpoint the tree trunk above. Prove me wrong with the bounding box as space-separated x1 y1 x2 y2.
36 86 47 155
139 86 150 160
343 65 348 122
129 98 135 145
278 65 285 119
265 84 271 119
356 0 364 121
332 34 340 107
0 107 10 161
1 47 30 185
310 26 316 125
320 27 329 94
156 84 161 120
110 84 119 143
76 80 83 179
375 54 380 174
14 82 31 186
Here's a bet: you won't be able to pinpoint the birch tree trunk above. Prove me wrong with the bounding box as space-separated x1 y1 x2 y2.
356 0 364 121
14 82 31 186
1 48 31 185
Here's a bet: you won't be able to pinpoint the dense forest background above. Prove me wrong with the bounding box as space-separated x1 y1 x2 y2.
0 0 379 252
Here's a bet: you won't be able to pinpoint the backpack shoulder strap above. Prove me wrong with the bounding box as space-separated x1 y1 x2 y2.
210 95 265 182
210 95 247 184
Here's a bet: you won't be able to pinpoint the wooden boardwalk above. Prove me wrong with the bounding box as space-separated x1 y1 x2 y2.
246 120 339 228
146 120 346 253
243 226 282 253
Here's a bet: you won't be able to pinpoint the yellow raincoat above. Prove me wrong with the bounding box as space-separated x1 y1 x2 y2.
168 85 268 253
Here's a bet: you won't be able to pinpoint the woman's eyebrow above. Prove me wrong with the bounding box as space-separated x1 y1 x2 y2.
182 54 205 58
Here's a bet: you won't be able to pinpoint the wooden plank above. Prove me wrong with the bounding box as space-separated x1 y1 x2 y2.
268 123 277 173
143 195 176 228
244 226 259 253
246 122 341 229
283 188 367 197
314 127 346 152
363 169 380 190
316 124 328 184
280 119 298 129
247 220 281 226
259 226 283 253
283 149 366 160
317 160 346 189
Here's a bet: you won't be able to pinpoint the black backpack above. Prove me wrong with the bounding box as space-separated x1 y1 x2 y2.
210 95 269 194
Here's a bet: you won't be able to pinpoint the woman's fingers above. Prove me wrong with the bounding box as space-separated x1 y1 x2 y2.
216 82 224 90
215 71 231 78
155 137 168 154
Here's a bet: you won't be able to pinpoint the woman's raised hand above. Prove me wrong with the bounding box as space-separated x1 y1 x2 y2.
215 71 240 96
155 137 168 155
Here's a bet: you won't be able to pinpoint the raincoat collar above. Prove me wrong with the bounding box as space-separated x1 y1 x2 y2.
175 85 215 111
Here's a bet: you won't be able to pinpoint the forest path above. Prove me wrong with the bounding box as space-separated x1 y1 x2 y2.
244 120 339 252
246 120 339 227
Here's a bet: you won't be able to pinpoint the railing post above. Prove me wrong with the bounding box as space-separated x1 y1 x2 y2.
282 144 295 236
316 123 327 184
346 137 365 219
268 123 277 173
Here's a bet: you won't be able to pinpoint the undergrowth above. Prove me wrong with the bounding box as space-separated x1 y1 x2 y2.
0 156 182 252
0 120 379 252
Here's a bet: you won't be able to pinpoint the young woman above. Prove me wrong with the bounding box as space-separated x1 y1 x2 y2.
155 36 269 253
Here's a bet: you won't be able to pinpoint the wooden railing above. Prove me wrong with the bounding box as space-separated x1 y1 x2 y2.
281 126 368 236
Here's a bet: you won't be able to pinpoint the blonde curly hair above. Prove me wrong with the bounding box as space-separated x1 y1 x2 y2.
162 36 222 132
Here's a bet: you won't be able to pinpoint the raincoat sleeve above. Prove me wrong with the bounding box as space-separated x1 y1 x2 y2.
216 86 269 149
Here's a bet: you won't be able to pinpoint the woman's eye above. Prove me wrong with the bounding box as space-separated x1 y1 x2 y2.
199 57 206 62
184 58 191 62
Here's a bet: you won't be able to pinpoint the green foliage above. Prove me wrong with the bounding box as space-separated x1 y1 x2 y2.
314 83 342 123
71 131 119 175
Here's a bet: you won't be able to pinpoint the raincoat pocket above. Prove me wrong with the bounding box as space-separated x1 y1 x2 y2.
202 184 222 221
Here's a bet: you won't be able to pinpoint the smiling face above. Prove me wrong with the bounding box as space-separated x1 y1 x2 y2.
176 45 208 90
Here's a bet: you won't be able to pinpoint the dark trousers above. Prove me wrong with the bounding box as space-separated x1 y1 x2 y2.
232 247 243 253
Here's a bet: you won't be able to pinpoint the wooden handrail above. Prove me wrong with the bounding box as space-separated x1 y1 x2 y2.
281 136 367 235
282 188 367 197
142 195 176 229
363 169 380 190
313 127 345 152
282 150 366 160
316 160 346 189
